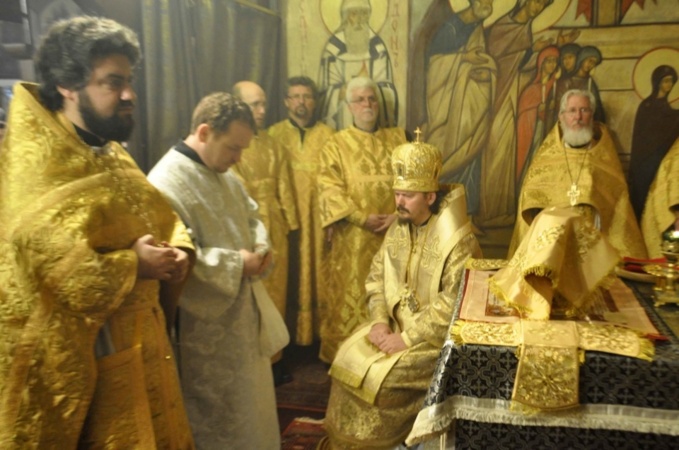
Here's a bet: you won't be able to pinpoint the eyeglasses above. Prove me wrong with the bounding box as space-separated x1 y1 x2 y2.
349 96 378 105
563 107 593 116
287 94 314 101
247 101 267 110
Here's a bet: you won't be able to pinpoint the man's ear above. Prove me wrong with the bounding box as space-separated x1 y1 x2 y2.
196 123 211 143
426 191 436 206
56 86 78 103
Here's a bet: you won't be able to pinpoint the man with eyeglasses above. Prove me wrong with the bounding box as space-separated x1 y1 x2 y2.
231 81 299 386
509 89 647 259
0 17 194 448
269 76 335 351
316 76 407 363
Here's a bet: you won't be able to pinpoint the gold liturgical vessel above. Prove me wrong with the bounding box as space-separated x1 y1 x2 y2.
644 229 679 307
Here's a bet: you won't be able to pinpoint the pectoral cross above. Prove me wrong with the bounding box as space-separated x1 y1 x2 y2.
567 183 580 207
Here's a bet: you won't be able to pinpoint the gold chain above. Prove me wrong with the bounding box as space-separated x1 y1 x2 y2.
562 141 589 207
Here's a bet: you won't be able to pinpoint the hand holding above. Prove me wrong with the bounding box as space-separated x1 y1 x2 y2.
133 235 178 280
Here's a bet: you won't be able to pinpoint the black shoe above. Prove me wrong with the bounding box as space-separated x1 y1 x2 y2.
273 361 293 386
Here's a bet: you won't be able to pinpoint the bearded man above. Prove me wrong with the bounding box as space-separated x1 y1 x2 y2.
320 138 481 449
317 76 407 363
0 17 194 448
268 76 335 347
318 0 398 130
509 89 647 259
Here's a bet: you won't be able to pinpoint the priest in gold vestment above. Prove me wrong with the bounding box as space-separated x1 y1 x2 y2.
509 89 647 259
317 77 407 363
232 81 298 368
641 136 679 258
320 138 481 449
268 76 335 346
0 18 194 449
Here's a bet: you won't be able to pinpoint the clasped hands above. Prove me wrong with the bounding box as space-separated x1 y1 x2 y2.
368 323 407 355
239 247 272 277
133 234 190 283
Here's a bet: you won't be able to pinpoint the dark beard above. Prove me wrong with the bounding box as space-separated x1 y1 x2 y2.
78 91 134 142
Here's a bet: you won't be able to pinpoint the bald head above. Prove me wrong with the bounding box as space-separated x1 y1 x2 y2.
233 81 267 129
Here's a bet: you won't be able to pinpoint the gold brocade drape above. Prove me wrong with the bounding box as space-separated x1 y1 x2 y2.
642 137 679 258
140 0 283 169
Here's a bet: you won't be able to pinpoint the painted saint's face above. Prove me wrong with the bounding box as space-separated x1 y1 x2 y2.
562 53 577 72
527 0 549 18
543 56 558 76
345 8 370 29
581 56 599 74
659 75 676 97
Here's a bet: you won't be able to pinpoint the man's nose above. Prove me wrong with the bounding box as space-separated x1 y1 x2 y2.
121 85 136 102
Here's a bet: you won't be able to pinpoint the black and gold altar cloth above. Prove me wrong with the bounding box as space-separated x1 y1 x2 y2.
406 270 679 448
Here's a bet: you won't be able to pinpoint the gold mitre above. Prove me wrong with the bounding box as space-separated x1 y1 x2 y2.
391 128 442 192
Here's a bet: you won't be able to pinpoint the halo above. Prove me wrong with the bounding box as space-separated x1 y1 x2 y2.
320 0 389 34
633 47 679 103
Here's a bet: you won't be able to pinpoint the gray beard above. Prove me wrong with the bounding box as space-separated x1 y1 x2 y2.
345 26 369 55
562 123 594 147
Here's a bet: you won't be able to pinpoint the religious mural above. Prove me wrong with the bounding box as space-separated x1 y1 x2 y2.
286 0 408 131
276 0 679 252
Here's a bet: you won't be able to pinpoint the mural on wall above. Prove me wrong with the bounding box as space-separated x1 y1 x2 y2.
286 0 408 131
408 0 679 234
317 0 398 129
628 49 679 220
287 0 679 249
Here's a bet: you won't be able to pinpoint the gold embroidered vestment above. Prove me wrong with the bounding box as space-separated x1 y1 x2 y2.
324 186 482 449
0 83 194 449
317 126 407 362
509 123 647 259
268 119 335 345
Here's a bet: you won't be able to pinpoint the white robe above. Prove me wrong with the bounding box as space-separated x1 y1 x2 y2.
148 149 280 449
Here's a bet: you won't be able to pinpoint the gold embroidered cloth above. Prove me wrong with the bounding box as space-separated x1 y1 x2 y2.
641 136 679 258
509 123 647 259
492 207 620 320
0 83 194 448
268 120 335 345
316 126 407 362
323 186 482 449
232 130 298 358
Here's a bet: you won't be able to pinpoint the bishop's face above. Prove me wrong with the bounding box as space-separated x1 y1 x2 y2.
394 190 435 226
